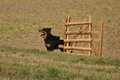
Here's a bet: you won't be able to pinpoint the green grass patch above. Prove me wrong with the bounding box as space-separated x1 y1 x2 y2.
0 45 120 67
0 45 120 80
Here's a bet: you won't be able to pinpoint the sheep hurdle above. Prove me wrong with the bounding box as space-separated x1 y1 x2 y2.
59 16 104 57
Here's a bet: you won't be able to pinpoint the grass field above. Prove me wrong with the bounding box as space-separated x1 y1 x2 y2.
0 45 120 80
0 0 120 80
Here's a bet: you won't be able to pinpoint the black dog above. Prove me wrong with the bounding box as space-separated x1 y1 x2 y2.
39 28 64 52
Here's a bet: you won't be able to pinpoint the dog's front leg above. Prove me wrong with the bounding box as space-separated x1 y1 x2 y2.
46 46 53 52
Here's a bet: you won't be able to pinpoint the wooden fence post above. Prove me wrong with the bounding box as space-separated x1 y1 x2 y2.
98 18 103 57
66 16 70 53
88 16 92 55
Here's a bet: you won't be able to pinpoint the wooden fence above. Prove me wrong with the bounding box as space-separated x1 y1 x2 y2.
59 16 104 56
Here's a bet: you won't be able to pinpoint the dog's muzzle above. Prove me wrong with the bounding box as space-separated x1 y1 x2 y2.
40 32 45 36
39 30 47 39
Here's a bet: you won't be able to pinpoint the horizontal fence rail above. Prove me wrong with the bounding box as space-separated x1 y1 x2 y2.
65 21 92 26
64 39 92 42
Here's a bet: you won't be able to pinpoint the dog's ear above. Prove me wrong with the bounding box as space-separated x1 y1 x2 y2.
49 28 51 31
48 28 51 32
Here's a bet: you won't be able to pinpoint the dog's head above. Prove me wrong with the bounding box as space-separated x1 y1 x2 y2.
39 28 51 39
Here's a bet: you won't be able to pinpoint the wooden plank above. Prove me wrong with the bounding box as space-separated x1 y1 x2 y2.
66 16 70 53
65 21 92 26
64 31 99 35
60 37 66 40
64 39 92 42
61 52 89 56
98 18 104 57
70 53 89 56
58 45 64 48
60 30 66 32
64 47 92 51
64 31 91 35
89 16 92 55
100 21 103 57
